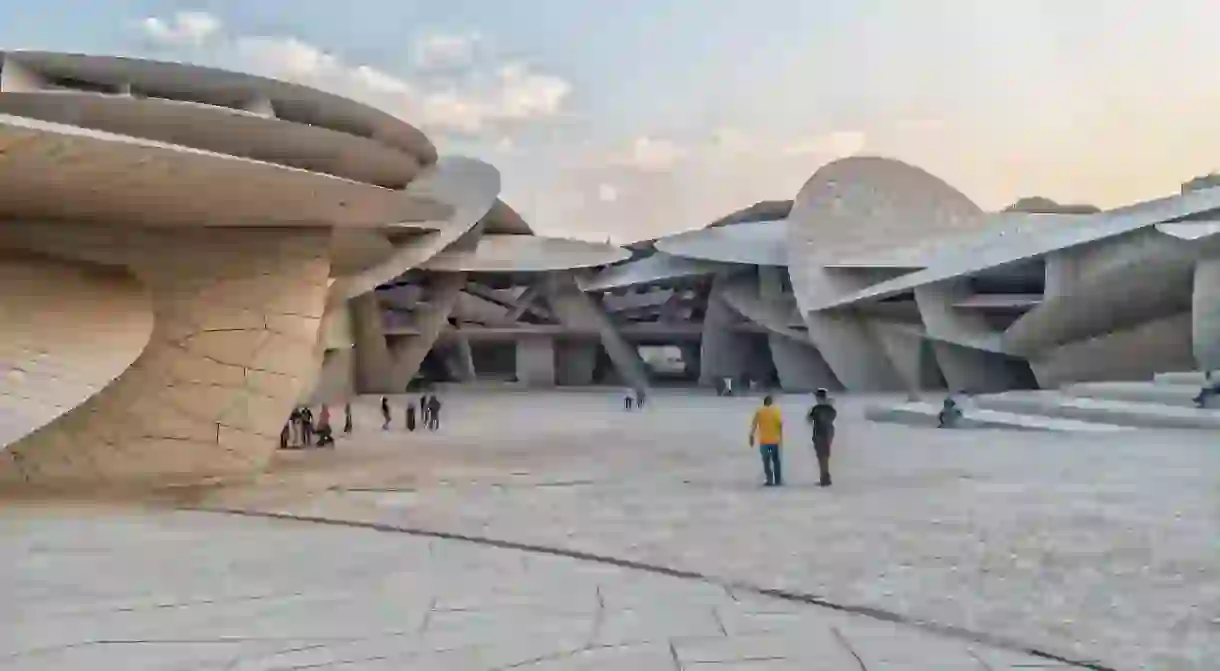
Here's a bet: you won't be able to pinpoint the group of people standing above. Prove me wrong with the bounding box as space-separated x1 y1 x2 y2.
382 393 443 432
748 389 838 488
280 403 352 450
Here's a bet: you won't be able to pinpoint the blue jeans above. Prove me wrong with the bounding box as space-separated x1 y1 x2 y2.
759 444 782 485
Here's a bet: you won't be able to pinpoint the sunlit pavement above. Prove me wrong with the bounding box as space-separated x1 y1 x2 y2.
7 389 1216 669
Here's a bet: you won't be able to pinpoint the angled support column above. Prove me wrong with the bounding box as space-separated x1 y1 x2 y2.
543 273 650 391
914 279 1018 392
444 330 477 382
505 285 543 323
1194 256 1220 371
768 333 839 392
351 292 395 393
699 276 753 386
387 272 467 389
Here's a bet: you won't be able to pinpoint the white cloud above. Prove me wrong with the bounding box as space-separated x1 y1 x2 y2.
494 64 571 121
135 12 570 137
140 11 221 47
610 136 688 171
782 130 867 159
413 32 481 70
597 183 619 202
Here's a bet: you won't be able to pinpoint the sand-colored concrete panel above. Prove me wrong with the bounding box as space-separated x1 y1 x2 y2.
654 219 789 266
0 113 448 229
786 156 984 279
2 51 438 163
421 234 629 273
0 226 331 487
0 92 424 188
0 254 153 450
330 157 500 301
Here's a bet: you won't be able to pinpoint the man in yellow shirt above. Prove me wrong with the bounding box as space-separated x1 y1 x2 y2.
749 395 784 487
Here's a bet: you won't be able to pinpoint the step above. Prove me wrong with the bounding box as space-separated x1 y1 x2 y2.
1154 371 1207 386
974 391 1220 430
1061 381 1201 408
865 401 1128 433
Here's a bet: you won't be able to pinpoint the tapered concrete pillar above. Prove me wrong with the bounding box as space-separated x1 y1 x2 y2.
543 274 650 391
388 273 466 389
516 335 556 386
699 277 753 385
556 341 597 385
307 347 355 404
444 330 477 382
351 292 395 393
768 334 839 391
1194 256 1220 371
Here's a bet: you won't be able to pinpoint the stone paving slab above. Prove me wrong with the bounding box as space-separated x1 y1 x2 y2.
1 507 1066 670
200 391 1220 670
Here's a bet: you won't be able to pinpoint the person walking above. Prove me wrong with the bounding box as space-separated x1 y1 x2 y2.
406 401 417 432
343 402 353 435
427 395 442 431
288 407 303 447
749 395 783 487
806 389 837 487
420 393 431 426
300 406 314 447
380 396 391 430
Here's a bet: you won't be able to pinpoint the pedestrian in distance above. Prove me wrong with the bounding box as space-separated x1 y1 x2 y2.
300 406 314 447
406 401 417 432
380 396 391 430
420 393 431 426
343 402 353 435
623 388 634 410
806 389 837 487
749 395 783 487
427 395 442 431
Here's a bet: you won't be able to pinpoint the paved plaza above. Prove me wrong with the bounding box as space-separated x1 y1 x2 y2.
197 390 1218 670
5 390 1217 669
4 507 1068 670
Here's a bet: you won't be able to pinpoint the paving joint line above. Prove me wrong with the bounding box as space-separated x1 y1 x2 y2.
191 506 1116 671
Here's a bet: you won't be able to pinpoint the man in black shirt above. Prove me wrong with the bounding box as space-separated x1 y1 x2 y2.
806 389 837 487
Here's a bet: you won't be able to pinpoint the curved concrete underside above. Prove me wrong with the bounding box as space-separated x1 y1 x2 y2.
0 92 423 188
421 234 629 272
1002 229 1209 355
0 113 450 229
654 219 788 266
329 157 500 302
1029 313 1195 387
0 254 153 449
582 252 729 292
0 225 331 487
5 51 437 163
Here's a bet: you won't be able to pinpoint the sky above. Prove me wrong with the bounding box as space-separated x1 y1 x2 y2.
3 0 1220 241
